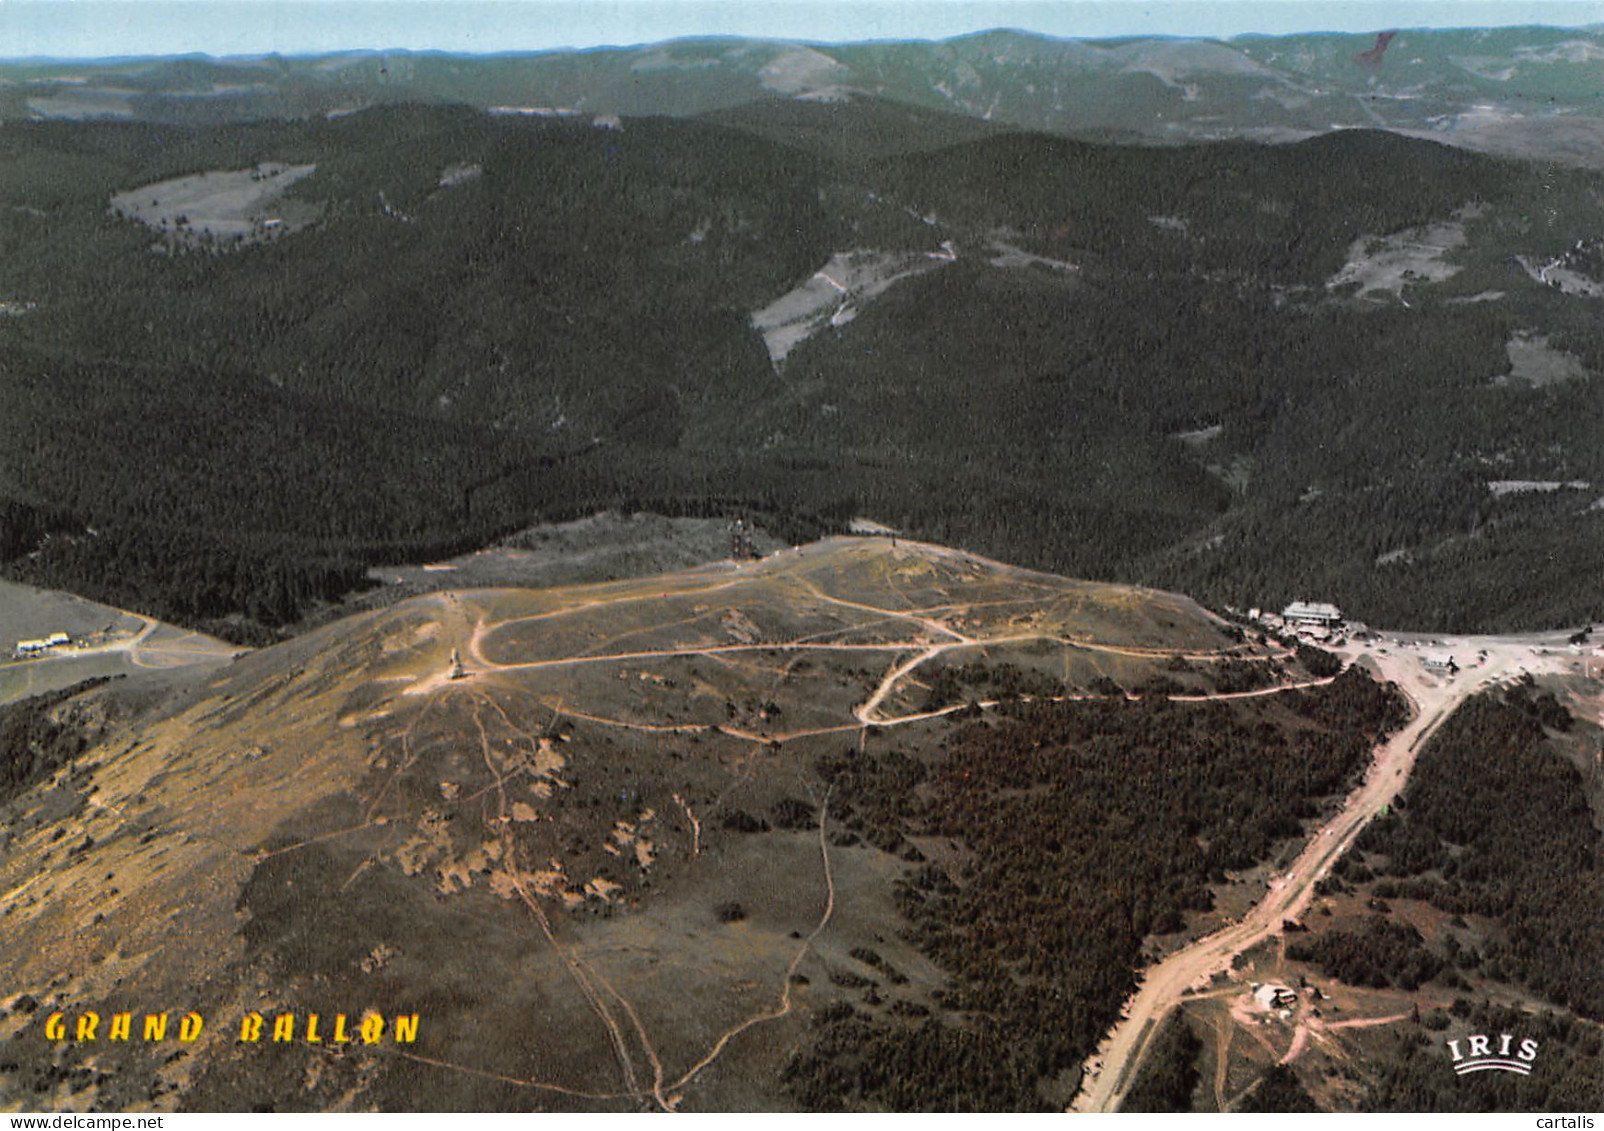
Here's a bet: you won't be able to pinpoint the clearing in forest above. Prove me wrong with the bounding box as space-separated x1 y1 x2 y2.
110 162 319 250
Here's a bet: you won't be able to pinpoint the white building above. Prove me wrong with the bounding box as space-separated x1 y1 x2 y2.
1253 983 1297 1009
1424 654 1457 673
12 632 68 658
1282 601 1343 629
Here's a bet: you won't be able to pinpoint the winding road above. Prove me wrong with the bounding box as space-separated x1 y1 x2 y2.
404 547 1583 1110
1070 630 1571 1112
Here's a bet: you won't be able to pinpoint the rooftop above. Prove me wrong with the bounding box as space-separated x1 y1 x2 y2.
1283 601 1342 619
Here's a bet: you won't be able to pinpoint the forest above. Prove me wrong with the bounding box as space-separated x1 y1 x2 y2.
1354 686 1604 1020
1107 1017 1326 1112
0 677 108 810
781 667 1406 1109
1238 1065 1321 1113
1361 1000 1604 1111
1234 684 1604 1112
1286 914 1444 991
3 107 1604 638
1120 1014 1203 1113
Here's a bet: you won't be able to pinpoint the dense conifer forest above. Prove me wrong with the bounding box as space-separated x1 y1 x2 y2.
3 107 1604 637
1238 1065 1321 1113
1241 684 1604 1112
1121 1014 1204 1112
1362 1000 1604 1111
1355 685 1604 1020
0 677 108 809
780 668 1405 1109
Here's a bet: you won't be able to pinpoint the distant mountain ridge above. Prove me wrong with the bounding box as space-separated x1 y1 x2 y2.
6 25 1604 165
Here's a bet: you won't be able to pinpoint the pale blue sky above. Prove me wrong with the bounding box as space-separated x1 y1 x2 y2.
2 1 1602 60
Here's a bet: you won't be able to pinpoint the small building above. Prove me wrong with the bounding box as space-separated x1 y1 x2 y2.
13 633 68 658
1424 654 1458 673
1283 601 1343 629
1253 983 1297 1009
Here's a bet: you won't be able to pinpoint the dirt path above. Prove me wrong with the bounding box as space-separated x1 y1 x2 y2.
459 573 1335 738
469 689 666 1109
1212 1012 1233 1110
461 563 1302 734
855 646 948 723
4 607 235 675
1070 633 1564 1112
394 636 844 1110
667 788 836 1099
419 552 1575 1111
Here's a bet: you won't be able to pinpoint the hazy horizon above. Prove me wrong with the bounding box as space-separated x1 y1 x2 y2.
1 0 1601 62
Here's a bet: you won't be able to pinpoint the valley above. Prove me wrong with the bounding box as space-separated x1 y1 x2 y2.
6 107 1604 646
